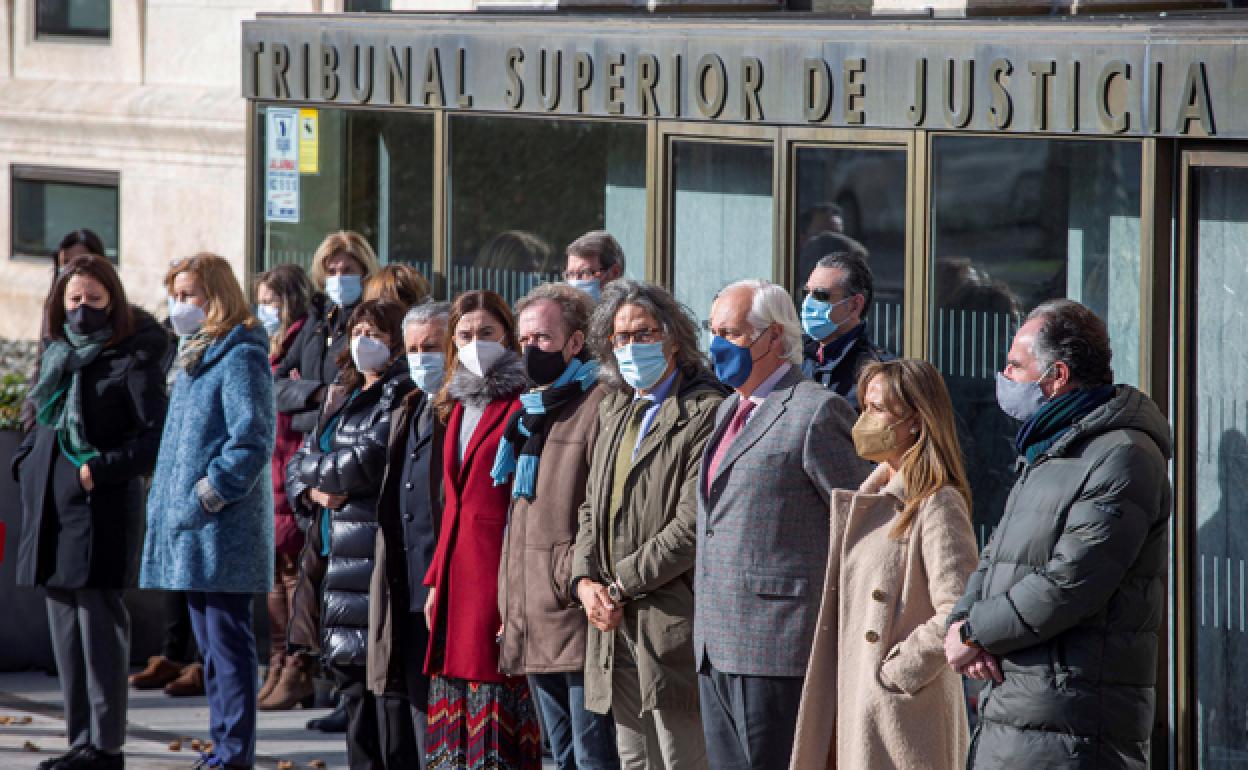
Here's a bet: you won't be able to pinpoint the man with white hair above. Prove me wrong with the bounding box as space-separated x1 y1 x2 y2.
695 279 871 769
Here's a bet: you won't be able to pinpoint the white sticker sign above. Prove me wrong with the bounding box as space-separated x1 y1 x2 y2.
265 108 300 223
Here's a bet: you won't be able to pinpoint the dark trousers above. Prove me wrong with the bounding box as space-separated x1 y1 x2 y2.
187 592 258 767
529 671 620 770
162 589 197 663
400 611 430 770
333 665 418 770
697 659 805 770
46 588 130 753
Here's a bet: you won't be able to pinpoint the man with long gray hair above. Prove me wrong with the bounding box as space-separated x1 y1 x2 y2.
696 279 869 769
946 298 1171 770
569 279 725 770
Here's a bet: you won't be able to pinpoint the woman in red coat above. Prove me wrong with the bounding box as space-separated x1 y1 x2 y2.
422 290 540 770
254 264 317 709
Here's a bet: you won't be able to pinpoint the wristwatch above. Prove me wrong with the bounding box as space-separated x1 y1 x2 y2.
959 621 978 648
607 580 626 604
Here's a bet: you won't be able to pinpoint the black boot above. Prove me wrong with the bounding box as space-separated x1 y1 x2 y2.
305 699 348 733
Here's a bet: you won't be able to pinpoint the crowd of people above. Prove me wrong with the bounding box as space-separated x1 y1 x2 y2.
11 225 1172 770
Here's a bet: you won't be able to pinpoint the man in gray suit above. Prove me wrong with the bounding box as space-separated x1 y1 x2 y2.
696 279 871 770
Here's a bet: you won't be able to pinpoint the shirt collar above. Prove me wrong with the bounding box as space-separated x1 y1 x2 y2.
816 322 865 368
747 362 791 406
633 368 677 404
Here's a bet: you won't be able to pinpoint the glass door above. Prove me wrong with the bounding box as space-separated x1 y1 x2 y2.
1177 150 1248 770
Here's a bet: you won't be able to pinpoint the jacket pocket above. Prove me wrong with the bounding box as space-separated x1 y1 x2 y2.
549 539 575 607
746 572 808 598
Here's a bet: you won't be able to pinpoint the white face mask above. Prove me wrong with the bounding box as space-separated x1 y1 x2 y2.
351 335 392 374
169 300 206 337
407 352 445 392
457 339 507 378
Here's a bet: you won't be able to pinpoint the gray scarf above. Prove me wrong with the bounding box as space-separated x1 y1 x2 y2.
29 325 112 466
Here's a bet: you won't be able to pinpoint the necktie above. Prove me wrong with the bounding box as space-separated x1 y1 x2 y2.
706 398 757 494
608 400 651 567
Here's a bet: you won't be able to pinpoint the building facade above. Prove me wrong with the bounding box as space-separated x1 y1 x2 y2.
242 7 1248 768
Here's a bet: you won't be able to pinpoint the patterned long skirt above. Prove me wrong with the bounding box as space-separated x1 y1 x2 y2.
426 675 542 770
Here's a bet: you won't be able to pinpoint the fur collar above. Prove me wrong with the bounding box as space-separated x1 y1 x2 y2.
446 352 527 409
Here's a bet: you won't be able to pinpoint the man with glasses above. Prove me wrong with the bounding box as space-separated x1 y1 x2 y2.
696 279 869 770
800 250 889 406
569 279 725 770
563 230 626 303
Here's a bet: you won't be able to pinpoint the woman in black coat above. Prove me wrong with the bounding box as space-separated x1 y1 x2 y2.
286 299 417 769
12 255 169 770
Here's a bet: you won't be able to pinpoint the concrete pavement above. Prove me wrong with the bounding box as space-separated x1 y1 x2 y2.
0 671 347 770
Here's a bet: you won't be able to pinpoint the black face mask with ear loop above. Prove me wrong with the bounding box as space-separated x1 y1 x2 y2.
523 345 569 387
67 304 110 336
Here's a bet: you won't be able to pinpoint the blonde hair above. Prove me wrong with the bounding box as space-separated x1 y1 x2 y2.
857 359 972 538
165 253 257 339
309 231 381 288
363 263 431 309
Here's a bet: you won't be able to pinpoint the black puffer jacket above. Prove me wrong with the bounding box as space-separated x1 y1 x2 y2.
287 356 414 668
274 294 355 435
950 385 1172 770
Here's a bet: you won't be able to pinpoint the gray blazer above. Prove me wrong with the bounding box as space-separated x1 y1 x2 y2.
694 364 870 678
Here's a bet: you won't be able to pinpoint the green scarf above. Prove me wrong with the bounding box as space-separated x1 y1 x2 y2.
1015 384 1116 465
28 324 113 467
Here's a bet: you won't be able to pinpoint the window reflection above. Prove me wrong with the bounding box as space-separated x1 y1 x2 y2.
929 136 1141 536
449 116 646 304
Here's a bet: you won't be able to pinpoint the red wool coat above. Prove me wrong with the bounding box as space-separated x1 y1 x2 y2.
269 317 307 556
424 397 524 684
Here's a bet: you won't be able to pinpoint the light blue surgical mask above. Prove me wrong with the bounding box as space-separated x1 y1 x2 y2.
995 365 1054 422
801 293 852 341
569 278 602 303
407 352 445 393
615 342 668 391
326 274 362 307
256 304 282 336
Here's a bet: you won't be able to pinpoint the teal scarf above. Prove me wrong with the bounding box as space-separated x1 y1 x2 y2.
28 324 113 467
1015 384 1116 465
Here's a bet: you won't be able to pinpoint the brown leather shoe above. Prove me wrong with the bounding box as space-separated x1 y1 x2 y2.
257 657 315 710
256 655 283 703
129 655 185 690
163 662 205 697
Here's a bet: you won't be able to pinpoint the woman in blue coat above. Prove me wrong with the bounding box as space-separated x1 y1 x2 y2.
142 253 276 770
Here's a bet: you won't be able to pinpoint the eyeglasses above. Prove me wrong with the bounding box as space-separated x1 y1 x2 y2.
805 287 854 304
610 328 664 347
563 268 604 281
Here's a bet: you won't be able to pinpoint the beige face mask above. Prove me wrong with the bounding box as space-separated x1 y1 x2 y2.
852 411 904 463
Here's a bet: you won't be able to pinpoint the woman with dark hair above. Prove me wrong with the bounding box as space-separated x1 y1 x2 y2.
142 253 276 770
423 290 540 770
21 229 109 433
286 299 417 768
13 254 169 770
253 264 319 710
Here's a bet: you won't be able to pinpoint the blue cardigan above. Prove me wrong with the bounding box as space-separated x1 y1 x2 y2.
141 323 276 594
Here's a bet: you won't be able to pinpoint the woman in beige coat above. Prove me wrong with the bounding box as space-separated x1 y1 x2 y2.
790 358 979 770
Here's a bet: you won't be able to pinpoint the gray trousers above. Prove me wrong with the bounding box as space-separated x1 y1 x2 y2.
611 635 707 770
697 659 804 770
46 588 130 753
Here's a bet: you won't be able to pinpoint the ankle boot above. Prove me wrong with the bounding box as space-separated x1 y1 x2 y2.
163 662 205 697
129 655 184 690
256 655 283 703
258 657 315 710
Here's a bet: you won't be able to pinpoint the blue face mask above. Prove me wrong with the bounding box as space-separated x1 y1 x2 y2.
326 274 362 307
256 304 282 336
568 278 601 303
407 352 445 393
709 334 761 389
615 342 668 391
801 293 852 341
995 366 1053 422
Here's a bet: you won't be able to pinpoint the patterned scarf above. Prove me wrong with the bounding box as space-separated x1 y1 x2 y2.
491 358 599 500
1015 384 1116 465
28 324 113 467
171 332 212 382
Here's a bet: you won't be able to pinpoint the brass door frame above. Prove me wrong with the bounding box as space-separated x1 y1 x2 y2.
1173 147 1248 770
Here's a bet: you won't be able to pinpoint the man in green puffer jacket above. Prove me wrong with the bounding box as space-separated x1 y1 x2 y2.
945 298 1172 770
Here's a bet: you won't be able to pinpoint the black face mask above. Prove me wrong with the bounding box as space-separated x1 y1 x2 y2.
67 304 110 336
523 344 569 387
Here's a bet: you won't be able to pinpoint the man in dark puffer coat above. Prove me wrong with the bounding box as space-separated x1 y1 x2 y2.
946 298 1171 770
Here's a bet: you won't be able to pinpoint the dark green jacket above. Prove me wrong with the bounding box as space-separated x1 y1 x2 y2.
951 385 1172 770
